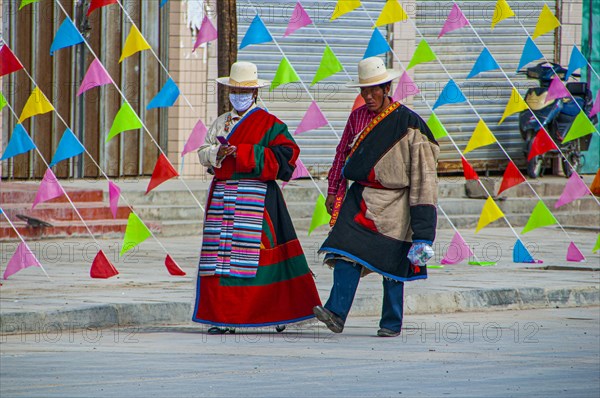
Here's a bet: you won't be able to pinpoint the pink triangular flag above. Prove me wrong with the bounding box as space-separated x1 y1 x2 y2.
284 2 313 37
554 172 591 208
165 254 186 276
181 119 208 156
566 241 585 262
392 72 420 102
108 181 121 219
282 158 310 188
590 89 599 118
294 101 328 135
546 76 570 102
193 15 218 52
438 3 469 38
3 242 42 279
77 59 113 96
32 169 65 209
90 250 119 279
441 231 473 265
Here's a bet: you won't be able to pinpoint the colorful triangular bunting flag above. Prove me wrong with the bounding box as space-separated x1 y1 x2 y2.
90 249 119 278
308 194 331 235
19 87 55 123
106 102 143 142
517 37 544 71
87 0 117 16
3 242 42 279
513 239 539 263
50 18 84 55
78 58 113 96
181 119 208 156
282 158 310 188
284 2 312 37
438 3 469 38
165 254 186 276
528 128 557 160
120 212 151 255
562 111 596 144
565 46 588 79
461 156 479 180
392 72 420 102
108 181 121 219
49 129 85 167
32 168 65 209
363 29 391 59
374 0 407 27
593 234 600 253
464 119 497 153
0 44 24 77
491 0 514 29
240 14 273 49
147 78 180 109
146 153 179 194
352 93 366 111
555 173 591 208
467 48 500 79
475 196 505 233
546 76 571 102
119 26 151 62
521 200 558 234
440 231 473 265
0 92 7 111
497 161 525 195
331 0 361 21
407 39 436 70
433 79 466 109
312 45 344 85
426 112 448 140
532 4 560 40
270 57 300 91
295 101 328 135
566 242 585 262
193 15 218 52
19 0 40 10
590 89 599 118
498 87 529 124
1 124 36 161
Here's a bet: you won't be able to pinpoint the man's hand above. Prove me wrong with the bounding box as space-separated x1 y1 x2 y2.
217 145 236 159
407 242 434 267
325 194 336 215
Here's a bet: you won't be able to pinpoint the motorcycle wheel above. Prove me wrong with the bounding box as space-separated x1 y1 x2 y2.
526 139 544 178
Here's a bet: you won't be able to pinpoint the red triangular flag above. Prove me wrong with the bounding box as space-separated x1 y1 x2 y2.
0 44 24 77
87 0 118 16
352 93 365 111
461 156 479 180
90 249 119 279
497 161 526 195
146 153 179 194
165 254 186 276
528 128 557 160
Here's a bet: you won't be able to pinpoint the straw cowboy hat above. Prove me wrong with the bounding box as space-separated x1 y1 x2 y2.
216 61 270 88
346 57 402 88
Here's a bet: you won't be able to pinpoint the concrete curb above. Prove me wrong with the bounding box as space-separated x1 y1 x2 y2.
2 286 598 334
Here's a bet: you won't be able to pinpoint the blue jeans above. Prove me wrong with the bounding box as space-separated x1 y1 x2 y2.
324 258 405 332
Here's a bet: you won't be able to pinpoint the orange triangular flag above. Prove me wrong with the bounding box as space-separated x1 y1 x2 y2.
90 249 119 279
165 254 186 276
146 153 179 194
352 93 366 111
461 157 479 180
497 161 526 195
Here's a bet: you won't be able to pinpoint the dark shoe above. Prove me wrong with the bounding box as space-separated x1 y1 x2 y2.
377 328 400 337
207 326 235 335
313 306 344 333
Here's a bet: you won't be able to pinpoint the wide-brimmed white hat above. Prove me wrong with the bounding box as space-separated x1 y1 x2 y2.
216 61 270 88
346 57 402 88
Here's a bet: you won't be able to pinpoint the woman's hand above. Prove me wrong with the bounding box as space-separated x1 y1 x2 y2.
217 145 237 160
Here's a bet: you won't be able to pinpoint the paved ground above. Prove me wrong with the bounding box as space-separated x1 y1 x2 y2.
1 307 599 397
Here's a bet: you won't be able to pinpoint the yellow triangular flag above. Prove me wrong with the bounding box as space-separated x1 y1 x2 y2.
331 0 361 21
464 119 497 154
475 196 505 233
374 0 408 27
19 87 55 123
491 0 515 30
532 4 561 40
498 87 529 125
119 26 151 63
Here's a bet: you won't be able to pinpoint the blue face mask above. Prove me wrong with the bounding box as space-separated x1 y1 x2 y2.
229 92 254 112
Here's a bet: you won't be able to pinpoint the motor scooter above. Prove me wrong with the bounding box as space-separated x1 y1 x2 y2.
518 62 597 178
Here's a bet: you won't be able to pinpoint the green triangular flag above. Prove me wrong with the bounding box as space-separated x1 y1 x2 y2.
593 234 600 253
308 194 331 235
270 57 301 92
521 200 558 234
426 112 448 140
468 261 496 266
562 111 596 143
120 212 152 256
407 40 437 70
311 45 344 86
106 103 143 142
20 0 40 9
0 92 7 111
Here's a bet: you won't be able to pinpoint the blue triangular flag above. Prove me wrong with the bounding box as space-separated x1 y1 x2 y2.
240 15 273 50
147 78 180 109
363 29 391 59
517 37 544 71
467 48 500 79
565 46 588 80
50 18 84 56
433 79 467 109
160 0 168 7
513 239 535 263
49 129 85 167
1 124 36 160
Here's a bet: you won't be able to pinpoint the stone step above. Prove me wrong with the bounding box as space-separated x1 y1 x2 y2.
2 202 130 223
1 183 104 204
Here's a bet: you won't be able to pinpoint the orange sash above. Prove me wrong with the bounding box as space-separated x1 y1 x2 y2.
329 101 401 227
